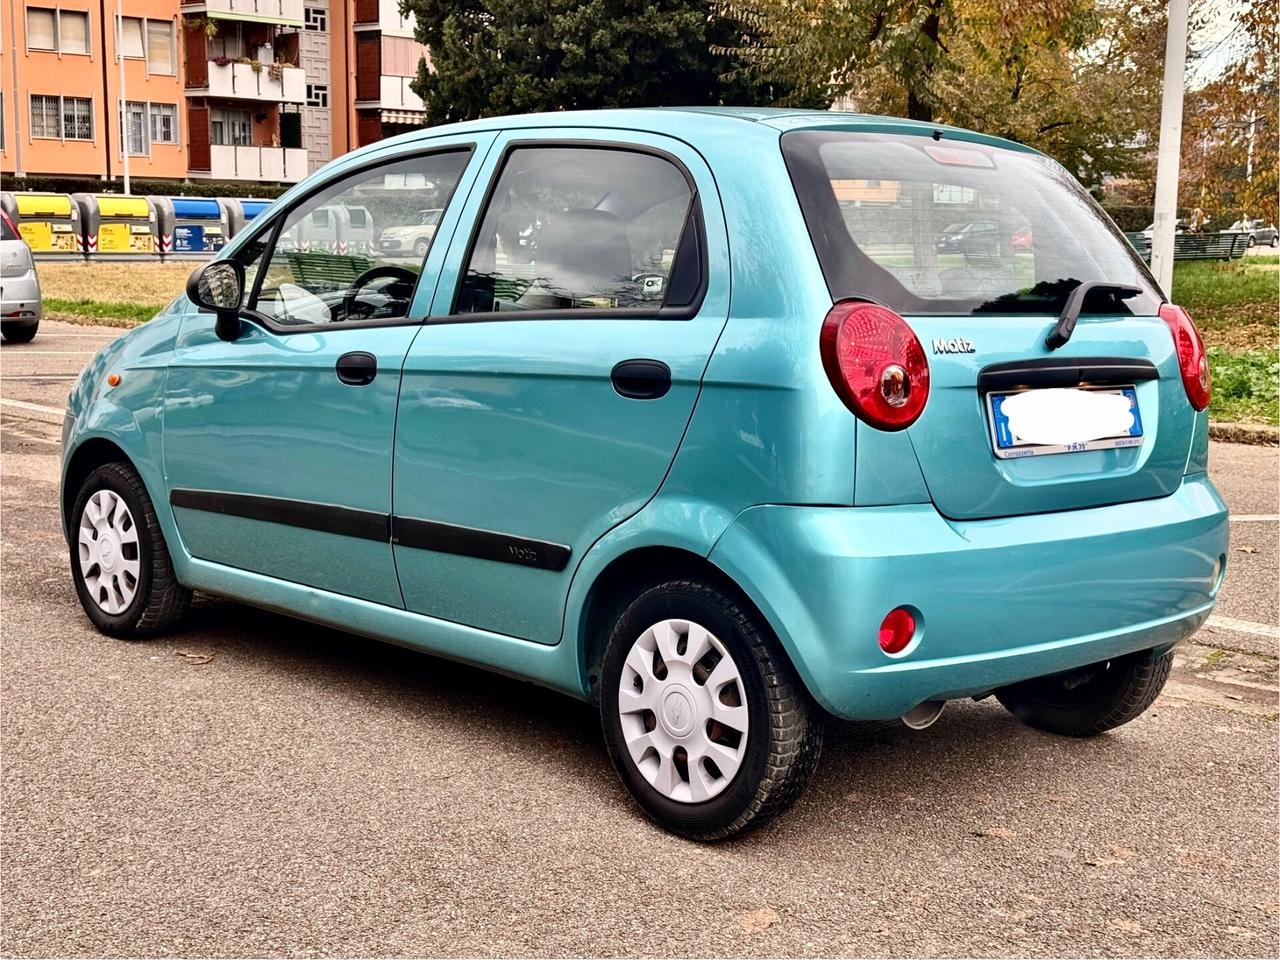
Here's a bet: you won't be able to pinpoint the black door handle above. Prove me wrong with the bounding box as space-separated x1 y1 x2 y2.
611 359 671 400
336 351 377 386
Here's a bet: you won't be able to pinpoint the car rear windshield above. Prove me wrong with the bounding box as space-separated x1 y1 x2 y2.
782 130 1161 316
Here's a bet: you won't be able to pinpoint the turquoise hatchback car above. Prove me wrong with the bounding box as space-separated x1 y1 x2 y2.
61 109 1228 839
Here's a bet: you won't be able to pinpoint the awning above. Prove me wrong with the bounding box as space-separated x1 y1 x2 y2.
381 109 426 126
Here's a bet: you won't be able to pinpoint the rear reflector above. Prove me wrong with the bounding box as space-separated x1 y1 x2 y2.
1159 303 1211 411
821 300 930 430
878 607 917 655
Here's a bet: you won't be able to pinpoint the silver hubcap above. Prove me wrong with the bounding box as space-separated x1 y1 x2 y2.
77 489 140 614
618 618 750 803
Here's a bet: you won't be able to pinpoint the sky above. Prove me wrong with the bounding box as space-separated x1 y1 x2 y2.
1188 0 1247 88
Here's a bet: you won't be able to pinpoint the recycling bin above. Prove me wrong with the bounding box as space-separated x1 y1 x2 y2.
1 192 84 259
71 194 159 259
150 196 230 259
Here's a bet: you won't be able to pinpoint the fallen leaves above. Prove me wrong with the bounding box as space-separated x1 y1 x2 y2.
176 651 214 665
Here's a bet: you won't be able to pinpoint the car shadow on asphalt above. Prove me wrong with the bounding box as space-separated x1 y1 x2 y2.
181 594 1116 844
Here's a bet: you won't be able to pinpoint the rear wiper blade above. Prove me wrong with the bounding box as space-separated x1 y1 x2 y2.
1045 281 1143 350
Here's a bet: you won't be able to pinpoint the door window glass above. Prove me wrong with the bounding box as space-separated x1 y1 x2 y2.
239 150 470 327
456 147 694 314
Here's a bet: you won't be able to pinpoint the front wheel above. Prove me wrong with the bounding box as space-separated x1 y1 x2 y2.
1271 234 1279 248
599 579 823 841
69 462 191 638
996 650 1172 737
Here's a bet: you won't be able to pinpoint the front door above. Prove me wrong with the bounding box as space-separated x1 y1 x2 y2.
392 131 731 642
163 141 488 606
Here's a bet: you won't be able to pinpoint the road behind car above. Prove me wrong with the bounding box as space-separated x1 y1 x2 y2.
1 320 1277 957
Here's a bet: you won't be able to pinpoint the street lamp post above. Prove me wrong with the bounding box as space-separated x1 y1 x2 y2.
117 6 131 194
1150 0 1189 297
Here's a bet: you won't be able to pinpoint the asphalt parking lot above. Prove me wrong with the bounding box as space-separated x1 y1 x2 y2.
2 320 1277 958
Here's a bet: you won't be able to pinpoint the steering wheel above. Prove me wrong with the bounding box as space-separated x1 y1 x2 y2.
341 265 419 321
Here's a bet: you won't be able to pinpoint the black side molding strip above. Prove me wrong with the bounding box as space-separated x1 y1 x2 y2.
977 357 1161 393
392 516 571 572
170 489 390 542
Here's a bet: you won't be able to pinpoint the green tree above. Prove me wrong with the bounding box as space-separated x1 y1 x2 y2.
715 0 1172 183
400 0 811 126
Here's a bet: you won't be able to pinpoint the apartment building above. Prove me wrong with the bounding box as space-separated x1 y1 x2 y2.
1 1 187 180
0 0 432 185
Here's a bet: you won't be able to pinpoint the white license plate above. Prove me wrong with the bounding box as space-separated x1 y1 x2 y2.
986 385 1144 459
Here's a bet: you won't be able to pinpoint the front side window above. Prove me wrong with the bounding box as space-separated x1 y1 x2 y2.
238 149 471 328
783 130 1161 317
455 146 696 315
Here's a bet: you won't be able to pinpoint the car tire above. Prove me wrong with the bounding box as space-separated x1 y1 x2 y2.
1271 235 1278 248
413 239 429 256
1 321 38 344
599 578 823 841
69 462 191 638
995 650 1172 737
1248 235 1257 247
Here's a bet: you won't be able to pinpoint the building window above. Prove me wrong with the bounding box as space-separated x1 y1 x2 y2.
119 17 144 58
146 19 175 75
149 103 178 144
210 108 252 147
304 7 327 31
31 94 92 140
305 84 329 108
26 7 90 54
26 8 56 50
123 101 147 155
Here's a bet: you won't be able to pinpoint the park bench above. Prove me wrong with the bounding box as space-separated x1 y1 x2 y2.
283 250 373 291
1123 231 1250 262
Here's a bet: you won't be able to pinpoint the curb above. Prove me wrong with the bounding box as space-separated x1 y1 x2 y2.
1209 421 1279 446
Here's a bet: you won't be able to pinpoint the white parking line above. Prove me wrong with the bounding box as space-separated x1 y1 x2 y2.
0 398 65 416
1230 515 1279 522
1205 615 1280 640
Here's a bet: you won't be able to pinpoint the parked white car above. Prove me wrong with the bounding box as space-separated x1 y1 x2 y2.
1 210 41 343
378 208 443 257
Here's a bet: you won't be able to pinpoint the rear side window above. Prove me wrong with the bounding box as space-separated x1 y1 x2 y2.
455 146 701 316
1 215 16 241
783 131 1161 316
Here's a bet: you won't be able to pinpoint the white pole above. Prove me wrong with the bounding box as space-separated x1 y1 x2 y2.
1150 0 1189 298
117 7 130 194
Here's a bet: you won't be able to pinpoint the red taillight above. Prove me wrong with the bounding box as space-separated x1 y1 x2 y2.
878 608 917 655
1159 303 1211 411
820 300 930 430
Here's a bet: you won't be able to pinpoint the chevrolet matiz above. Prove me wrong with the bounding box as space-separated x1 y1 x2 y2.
61 109 1229 840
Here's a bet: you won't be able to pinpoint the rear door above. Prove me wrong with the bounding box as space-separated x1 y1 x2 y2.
784 129 1190 520
392 130 730 644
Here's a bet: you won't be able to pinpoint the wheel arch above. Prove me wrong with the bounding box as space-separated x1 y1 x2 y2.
62 436 135 541
575 544 788 705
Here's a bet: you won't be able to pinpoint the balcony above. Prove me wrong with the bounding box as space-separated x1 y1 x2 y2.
191 59 305 103
194 145 309 183
182 0 304 27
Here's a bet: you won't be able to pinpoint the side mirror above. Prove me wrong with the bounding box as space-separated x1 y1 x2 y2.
186 260 244 342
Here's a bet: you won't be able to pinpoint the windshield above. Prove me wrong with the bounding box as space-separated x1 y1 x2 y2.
782 131 1161 316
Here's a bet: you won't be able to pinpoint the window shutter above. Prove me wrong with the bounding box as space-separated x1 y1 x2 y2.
59 12 89 54
26 9 55 50
147 20 175 74
120 17 144 58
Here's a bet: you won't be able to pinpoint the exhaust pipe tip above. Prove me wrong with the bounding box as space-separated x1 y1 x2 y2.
901 699 947 730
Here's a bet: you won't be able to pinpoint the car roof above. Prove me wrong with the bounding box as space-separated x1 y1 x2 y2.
369 107 1042 159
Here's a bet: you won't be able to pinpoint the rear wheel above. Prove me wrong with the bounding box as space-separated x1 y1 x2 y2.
599 579 823 841
996 650 1172 737
69 462 190 638
1 321 38 344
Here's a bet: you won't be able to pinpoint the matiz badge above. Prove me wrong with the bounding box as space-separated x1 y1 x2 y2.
932 337 975 354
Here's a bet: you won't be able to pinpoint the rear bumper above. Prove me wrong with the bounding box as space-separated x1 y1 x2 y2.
1 270 42 324
709 475 1229 720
